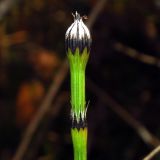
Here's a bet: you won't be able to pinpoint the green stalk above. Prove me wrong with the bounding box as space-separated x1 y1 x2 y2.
67 48 89 160
67 48 89 122
71 128 87 160
65 11 91 160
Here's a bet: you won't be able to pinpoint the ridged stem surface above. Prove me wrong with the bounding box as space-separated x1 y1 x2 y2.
71 128 87 160
67 48 89 160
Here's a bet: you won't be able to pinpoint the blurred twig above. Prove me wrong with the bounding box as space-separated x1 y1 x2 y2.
25 92 69 160
12 0 107 159
12 59 68 160
114 42 160 68
87 0 107 29
143 145 160 160
87 78 160 147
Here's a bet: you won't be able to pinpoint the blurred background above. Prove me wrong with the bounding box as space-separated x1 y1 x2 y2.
0 0 160 159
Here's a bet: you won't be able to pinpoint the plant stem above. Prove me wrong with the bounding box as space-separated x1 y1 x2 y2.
68 48 89 122
71 128 87 160
67 48 89 160
65 12 91 160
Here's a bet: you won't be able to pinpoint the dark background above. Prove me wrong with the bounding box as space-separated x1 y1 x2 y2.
0 0 160 159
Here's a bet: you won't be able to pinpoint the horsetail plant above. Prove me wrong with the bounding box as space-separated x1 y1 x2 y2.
65 12 91 160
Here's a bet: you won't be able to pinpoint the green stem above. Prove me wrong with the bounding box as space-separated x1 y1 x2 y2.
71 128 87 160
71 67 85 119
67 48 89 160
68 48 89 122
66 12 91 160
